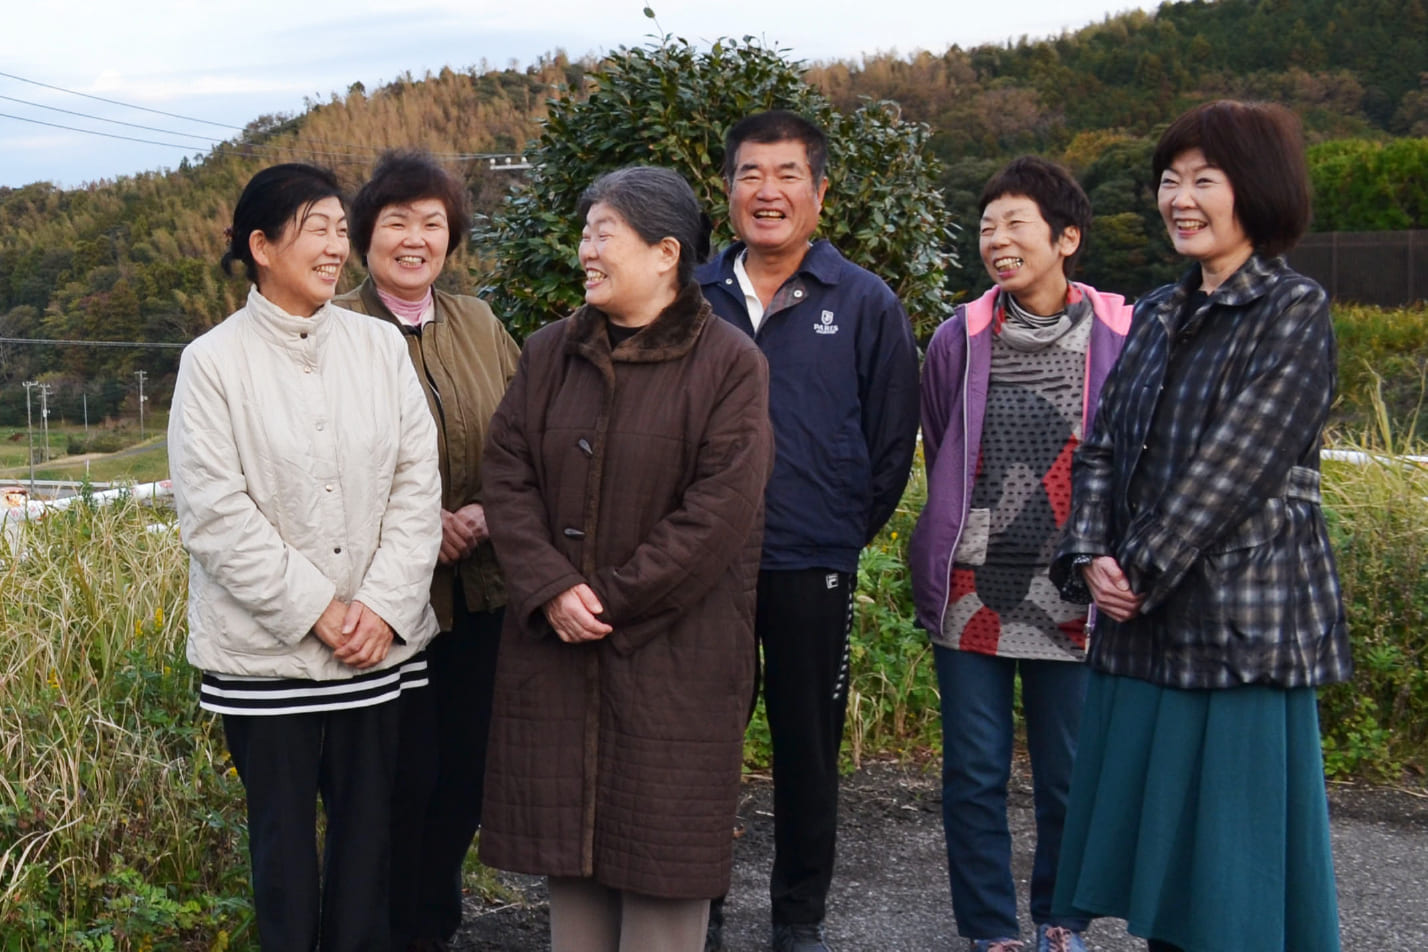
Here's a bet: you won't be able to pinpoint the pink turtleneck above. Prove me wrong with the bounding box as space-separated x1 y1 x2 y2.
376 285 435 328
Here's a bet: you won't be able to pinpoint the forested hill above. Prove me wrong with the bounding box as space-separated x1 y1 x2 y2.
1 0 1425 423
809 0 1427 158
0 60 572 423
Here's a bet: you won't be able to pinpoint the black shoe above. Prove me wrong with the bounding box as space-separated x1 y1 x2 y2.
771 921 832 952
705 897 727 952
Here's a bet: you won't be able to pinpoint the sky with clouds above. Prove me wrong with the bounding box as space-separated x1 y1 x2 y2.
0 0 1158 189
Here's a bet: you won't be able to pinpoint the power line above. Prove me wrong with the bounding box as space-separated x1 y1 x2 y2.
0 336 187 350
0 94 224 143
0 68 533 163
1 109 531 168
0 110 253 153
0 68 243 130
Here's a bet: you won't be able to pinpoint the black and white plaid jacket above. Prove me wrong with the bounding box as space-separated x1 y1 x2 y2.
1052 254 1352 689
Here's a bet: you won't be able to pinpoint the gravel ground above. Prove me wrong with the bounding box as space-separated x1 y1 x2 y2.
452 762 1428 951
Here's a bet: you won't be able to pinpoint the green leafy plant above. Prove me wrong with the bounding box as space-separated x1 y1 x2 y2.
477 30 957 341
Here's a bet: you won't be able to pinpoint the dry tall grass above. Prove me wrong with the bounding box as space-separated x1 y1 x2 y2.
0 495 250 949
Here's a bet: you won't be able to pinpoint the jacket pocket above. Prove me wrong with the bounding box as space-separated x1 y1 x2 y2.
1205 497 1287 553
952 508 991 565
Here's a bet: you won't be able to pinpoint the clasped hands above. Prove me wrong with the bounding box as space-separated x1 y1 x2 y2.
1082 555 1144 622
543 583 612 644
313 598 395 669
439 503 488 565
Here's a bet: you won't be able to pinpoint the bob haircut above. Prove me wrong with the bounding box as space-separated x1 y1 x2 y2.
223 163 344 283
722 110 829 185
979 156 1093 278
577 166 712 289
347 150 472 263
1152 100 1311 257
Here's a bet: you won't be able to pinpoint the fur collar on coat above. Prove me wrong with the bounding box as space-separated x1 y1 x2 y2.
564 281 710 374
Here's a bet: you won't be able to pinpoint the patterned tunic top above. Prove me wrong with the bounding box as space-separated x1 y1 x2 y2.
947 295 1091 660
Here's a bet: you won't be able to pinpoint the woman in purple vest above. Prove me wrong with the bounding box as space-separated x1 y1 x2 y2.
910 157 1132 952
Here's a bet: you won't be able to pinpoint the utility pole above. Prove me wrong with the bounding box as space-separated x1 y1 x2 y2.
22 381 37 491
38 383 52 462
134 370 147 441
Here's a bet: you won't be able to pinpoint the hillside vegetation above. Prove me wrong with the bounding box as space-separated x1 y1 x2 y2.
3 0 1426 424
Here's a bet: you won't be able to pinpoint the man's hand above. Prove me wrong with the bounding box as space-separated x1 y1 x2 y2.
333 599 395 669
1083 556 1143 622
543 584 613 643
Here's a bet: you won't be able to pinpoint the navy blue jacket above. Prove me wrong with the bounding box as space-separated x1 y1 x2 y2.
698 240 920 573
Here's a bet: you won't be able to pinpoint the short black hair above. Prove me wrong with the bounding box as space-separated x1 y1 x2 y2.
722 110 828 184
577 166 711 288
222 163 344 283
979 156 1093 278
1152 100 1311 257
347 150 472 263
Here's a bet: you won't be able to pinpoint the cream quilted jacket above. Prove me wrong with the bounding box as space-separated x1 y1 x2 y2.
170 287 441 680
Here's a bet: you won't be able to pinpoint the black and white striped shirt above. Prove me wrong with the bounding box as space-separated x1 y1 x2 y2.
199 652 430 716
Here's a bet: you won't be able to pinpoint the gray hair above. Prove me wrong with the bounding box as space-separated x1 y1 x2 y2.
577 166 712 287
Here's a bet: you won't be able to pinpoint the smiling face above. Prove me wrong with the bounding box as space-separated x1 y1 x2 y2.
979 193 1080 316
250 195 349 317
579 201 679 326
727 138 829 261
366 197 450 301
1158 147 1253 283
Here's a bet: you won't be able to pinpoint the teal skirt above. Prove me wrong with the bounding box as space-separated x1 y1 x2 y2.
1052 672 1341 952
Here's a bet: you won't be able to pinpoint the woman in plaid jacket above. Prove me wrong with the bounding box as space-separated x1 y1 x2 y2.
1049 101 1351 952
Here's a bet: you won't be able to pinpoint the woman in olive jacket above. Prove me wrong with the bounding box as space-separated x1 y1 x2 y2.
481 166 774 951
334 150 520 950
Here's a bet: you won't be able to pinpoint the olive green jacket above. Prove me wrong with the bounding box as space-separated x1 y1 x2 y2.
335 278 521 627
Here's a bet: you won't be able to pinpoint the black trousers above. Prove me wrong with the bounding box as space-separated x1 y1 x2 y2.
223 701 400 952
758 568 855 926
389 602 503 945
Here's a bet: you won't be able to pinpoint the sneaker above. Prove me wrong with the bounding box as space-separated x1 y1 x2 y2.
771 921 833 952
1036 925 1086 952
970 940 1024 952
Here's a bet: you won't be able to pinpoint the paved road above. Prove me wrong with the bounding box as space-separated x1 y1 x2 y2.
454 762 1428 950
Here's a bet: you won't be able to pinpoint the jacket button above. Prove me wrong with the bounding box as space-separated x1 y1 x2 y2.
325 484 334 492
303 366 314 374
563 527 585 539
793 289 803 298
577 438 593 457
725 278 733 284
333 546 342 554
300 332 308 340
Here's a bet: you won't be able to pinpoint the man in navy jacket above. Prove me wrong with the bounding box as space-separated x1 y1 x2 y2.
697 110 920 952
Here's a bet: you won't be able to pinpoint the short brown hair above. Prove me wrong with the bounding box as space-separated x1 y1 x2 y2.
979 156 1093 278
348 150 471 262
1152 101 1311 257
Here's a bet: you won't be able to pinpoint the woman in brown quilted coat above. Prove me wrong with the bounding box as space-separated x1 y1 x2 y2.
480 166 774 952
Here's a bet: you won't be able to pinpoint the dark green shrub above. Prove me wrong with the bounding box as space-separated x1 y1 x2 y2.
478 30 956 342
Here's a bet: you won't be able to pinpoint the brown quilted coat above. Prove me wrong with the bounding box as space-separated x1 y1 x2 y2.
479 282 774 899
